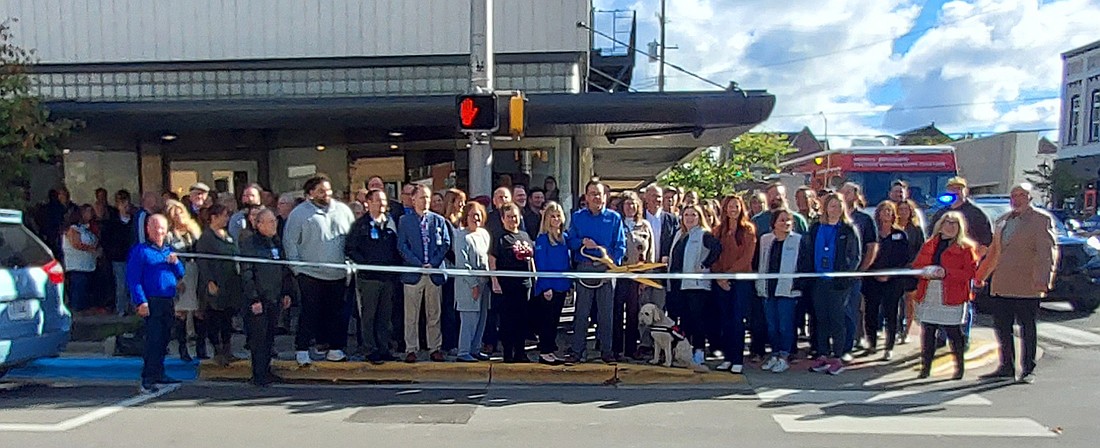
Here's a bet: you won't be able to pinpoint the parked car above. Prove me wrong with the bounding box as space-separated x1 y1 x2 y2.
965 197 1100 314
0 209 71 378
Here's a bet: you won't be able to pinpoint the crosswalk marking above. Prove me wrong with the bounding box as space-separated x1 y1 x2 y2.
756 388 991 406
1037 322 1100 347
772 415 1056 437
758 387 1055 437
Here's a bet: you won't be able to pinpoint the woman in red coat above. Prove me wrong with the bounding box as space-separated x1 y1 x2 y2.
912 211 980 380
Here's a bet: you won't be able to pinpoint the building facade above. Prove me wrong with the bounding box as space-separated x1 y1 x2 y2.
5 0 774 207
1057 40 1100 215
950 131 1057 204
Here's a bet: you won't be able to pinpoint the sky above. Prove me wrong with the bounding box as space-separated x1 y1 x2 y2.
592 0 1100 143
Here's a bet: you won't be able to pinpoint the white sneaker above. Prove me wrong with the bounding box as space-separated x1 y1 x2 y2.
729 364 744 374
841 353 854 363
771 358 790 373
716 361 733 371
296 351 312 366
882 350 894 361
761 356 778 371
326 349 348 362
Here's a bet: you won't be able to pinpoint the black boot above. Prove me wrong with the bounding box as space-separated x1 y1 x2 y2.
952 352 965 380
174 318 192 363
194 316 210 359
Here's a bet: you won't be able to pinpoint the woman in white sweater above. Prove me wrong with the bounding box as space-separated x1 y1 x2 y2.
755 209 812 373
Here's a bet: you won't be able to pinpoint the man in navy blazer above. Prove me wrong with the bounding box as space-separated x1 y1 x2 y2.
397 184 452 363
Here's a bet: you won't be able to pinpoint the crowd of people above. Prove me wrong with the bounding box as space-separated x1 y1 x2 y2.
30 171 1058 391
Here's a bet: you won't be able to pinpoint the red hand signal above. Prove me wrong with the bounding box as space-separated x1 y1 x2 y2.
460 98 479 127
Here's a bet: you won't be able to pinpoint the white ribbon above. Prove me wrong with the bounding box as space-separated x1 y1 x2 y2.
178 252 931 281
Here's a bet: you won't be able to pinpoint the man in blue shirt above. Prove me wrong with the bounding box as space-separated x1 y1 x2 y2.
565 180 627 364
126 214 185 394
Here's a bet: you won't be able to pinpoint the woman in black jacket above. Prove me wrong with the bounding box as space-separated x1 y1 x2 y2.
195 203 243 367
861 201 910 360
804 193 862 375
240 209 294 386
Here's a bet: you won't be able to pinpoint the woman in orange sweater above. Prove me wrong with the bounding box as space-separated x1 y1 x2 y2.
912 211 980 380
712 195 757 373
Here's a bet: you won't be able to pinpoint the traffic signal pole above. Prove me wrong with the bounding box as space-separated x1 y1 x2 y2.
468 0 494 198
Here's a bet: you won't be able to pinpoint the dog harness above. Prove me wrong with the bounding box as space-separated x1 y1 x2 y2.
650 325 686 343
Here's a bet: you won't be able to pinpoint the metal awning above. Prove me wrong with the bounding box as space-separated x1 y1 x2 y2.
46 90 775 149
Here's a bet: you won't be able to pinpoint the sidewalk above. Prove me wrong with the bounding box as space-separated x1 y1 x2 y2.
18 321 1004 387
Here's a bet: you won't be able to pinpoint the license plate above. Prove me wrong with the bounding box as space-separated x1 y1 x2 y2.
7 300 35 320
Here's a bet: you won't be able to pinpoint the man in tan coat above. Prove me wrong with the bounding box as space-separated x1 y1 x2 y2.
975 183 1058 384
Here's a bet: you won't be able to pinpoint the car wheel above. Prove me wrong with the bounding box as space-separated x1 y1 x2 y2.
1070 297 1100 314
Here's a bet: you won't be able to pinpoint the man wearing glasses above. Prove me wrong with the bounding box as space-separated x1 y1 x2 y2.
976 183 1057 384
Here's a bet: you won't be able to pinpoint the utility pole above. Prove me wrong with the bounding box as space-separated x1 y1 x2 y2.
658 0 666 92
468 0 494 197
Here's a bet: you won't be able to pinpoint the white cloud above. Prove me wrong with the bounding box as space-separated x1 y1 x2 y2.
626 0 1100 141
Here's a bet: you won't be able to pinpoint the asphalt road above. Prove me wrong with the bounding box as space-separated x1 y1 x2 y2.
1 304 1098 448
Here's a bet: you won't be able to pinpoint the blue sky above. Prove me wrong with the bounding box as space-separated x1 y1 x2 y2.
593 0 1098 142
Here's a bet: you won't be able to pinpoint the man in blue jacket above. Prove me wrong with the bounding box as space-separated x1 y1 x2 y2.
397 184 451 363
566 180 627 364
126 214 185 394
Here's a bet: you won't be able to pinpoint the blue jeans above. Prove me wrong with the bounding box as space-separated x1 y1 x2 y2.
458 285 490 357
141 297 175 385
112 262 129 315
813 280 850 358
764 296 798 358
843 279 863 354
717 281 751 364
66 271 93 312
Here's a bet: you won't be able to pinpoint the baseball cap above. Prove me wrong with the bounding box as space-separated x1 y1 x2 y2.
945 177 968 189
189 182 211 193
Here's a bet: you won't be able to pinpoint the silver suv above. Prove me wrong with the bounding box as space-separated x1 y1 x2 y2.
0 209 71 378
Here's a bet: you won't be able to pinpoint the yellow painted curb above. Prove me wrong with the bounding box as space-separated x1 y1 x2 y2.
924 338 999 374
490 362 616 384
614 364 745 385
200 360 491 383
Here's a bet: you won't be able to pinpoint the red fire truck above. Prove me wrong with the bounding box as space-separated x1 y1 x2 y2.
779 146 959 207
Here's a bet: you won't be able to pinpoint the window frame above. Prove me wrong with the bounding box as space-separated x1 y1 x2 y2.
1068 94 1081 146
1090 90 1100 143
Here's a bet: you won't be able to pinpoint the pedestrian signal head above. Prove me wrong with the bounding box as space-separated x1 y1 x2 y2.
457 93 499 132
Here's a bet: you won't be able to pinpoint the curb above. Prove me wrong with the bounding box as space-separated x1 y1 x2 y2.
199 360 745 386
927 338 999 374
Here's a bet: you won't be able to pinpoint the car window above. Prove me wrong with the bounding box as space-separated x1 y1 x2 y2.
972 202 1067 236
0 223 54 269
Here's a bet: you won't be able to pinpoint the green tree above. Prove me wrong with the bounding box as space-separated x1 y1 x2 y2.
0 19 78 210
660 132 795 198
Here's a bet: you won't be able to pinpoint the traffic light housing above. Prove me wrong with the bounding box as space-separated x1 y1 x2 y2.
509 92 527 138
456 93 498 132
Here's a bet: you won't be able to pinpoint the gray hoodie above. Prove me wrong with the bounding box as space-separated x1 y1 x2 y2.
283 199 355 280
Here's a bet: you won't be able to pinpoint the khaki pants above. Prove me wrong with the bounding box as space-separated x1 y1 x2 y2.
403 275 442 353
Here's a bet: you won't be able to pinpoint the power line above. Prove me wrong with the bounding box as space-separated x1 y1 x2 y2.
768 96 1060 119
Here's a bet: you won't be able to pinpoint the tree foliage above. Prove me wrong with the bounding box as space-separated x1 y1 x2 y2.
659 133 795 198
1027 162 1082 209
0 19 78 210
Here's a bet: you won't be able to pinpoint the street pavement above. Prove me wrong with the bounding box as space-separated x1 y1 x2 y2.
1 303 1098 447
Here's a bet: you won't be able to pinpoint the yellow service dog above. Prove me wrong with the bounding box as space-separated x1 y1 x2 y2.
638 303 709 372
